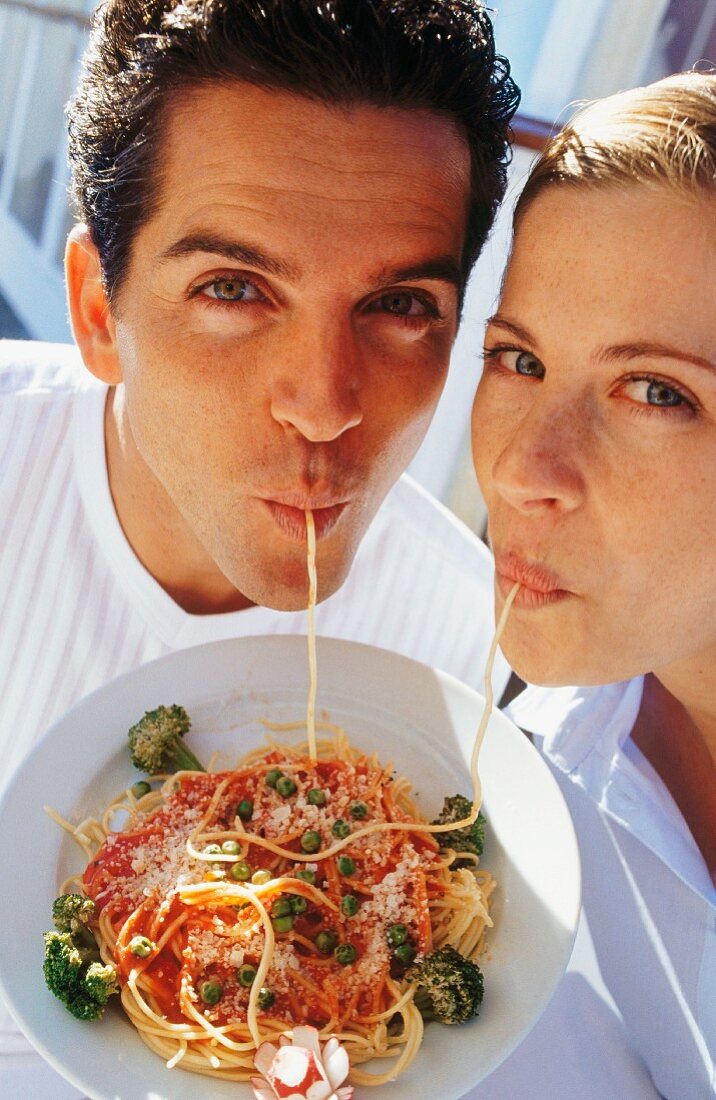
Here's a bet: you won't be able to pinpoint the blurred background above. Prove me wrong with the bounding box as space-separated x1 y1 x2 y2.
0 0 714 529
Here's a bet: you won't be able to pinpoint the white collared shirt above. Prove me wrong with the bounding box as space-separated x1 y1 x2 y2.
507 680 716 1100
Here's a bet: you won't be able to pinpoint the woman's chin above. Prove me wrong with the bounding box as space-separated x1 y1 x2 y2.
501 634 619 689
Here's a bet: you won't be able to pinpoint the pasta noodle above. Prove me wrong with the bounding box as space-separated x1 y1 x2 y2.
305 508 318 764
49 509 518 1087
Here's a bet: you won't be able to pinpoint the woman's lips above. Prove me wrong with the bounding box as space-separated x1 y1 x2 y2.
494 551 572 609
262 500 348 541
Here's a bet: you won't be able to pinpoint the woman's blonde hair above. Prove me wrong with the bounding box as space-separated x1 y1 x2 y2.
514 71 716 223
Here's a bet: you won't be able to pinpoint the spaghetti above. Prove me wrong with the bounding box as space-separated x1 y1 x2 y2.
48 510 518 1087
305 508 318 763
63 730 494 1083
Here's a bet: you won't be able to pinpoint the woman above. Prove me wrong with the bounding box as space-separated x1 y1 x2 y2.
472 72 715 1100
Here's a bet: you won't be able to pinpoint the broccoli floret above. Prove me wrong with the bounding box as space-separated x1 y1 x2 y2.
407 945 484 1024
128 704 204 775
431 794 486 867
43 931 118 1020
83 960 119 1006
51 893 96 942
43 893 118 1020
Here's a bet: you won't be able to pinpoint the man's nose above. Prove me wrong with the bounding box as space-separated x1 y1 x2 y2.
489 400 587 515
270 320 363 443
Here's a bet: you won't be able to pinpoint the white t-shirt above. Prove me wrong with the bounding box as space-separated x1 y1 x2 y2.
507 680 716 1100
0 339 510 1091
0 340 510 787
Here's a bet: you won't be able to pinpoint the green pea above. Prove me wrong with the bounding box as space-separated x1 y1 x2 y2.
251 869 272 885
265 768 283 788
350 800 368 819
300 830 321 853
258 987 275 1009
131 780 151 799
272 914 294 933
332 819 351 839
221 839 241 855
128 935 154 958
203 843 222 855
236 800 254 821
276 776 297 798
394 943 416 966
341 894 359 917
307 788 327 806
334 943 358 966
199 980 223 1005
290 894 308 915
315 930 338 955
237 964 257 987
387 923 408 946
296 869 316 885
230 859 252 882
271 897 292 918
337 855 355 876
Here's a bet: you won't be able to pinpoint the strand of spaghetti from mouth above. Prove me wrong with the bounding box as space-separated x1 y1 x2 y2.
469 579 520 811
305 508 318 763
195 579 521 865
76 585 521 884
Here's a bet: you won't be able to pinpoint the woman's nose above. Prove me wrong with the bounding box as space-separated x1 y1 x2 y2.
489 402 587 515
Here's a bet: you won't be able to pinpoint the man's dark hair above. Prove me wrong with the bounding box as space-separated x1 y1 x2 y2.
68 0 520 300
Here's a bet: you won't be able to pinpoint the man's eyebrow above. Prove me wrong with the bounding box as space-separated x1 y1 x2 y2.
597 342 716 376
372 256 463 290
159 234 301 281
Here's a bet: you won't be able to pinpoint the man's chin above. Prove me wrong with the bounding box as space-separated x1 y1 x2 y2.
224 556 351 613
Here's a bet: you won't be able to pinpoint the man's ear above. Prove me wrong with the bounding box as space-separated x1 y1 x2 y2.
65 225 123 384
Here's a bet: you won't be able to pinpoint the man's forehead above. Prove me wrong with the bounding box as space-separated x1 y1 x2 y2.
151 81 471 233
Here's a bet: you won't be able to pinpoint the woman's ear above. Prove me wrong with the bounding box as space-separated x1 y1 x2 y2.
65 225 123 384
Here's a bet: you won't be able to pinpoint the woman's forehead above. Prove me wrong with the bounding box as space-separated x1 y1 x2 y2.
501 185 716 348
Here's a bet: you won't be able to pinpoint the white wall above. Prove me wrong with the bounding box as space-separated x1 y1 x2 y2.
409 145 535 507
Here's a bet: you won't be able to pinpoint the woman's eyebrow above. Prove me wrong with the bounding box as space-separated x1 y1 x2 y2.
484 314 537 346
598 342 716 376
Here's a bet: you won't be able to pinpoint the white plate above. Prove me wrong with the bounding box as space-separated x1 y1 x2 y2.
0 635 580 1100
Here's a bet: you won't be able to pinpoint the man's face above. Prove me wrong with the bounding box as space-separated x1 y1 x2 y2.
107 83 470 610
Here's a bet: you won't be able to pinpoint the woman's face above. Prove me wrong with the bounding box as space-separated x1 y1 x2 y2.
472 185 716 686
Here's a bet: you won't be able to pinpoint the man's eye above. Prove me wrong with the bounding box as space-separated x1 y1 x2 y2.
379 292 428 317
202 278 261 302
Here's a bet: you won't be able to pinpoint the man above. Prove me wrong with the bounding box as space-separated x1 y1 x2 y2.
0 1 518 1092
1 0 520 773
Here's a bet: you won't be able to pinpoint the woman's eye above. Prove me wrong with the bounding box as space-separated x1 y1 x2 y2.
484 347 545 379
622 378 688 408
514 351 544 377
202 277 262 302
379 292 428 317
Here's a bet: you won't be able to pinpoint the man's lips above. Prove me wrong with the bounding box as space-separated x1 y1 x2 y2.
261 498 349 541
494 550 572 609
